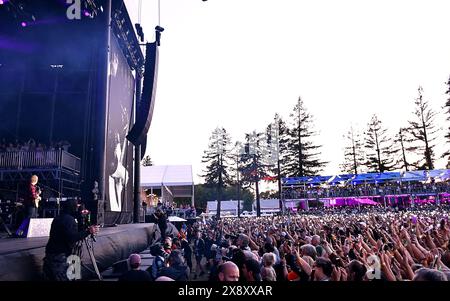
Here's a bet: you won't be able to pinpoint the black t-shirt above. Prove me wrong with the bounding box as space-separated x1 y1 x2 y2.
119 270 152 282
45 213 90 256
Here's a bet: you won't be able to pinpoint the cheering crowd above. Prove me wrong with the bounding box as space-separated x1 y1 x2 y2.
282 182 449 199
122 203 450 281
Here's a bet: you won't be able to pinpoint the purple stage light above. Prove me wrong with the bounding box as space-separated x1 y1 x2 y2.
84 10 90 17
21 22 27 27
0 0 4 5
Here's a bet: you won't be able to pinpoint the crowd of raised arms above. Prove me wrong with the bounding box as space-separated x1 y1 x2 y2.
122 203 450 282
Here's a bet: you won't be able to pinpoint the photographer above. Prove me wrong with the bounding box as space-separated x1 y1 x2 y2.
43 199 99 281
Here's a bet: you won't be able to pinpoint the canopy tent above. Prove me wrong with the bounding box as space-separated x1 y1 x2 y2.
437 169 450 181
282 176 311 186
350 173 379 185
282 169 450 188
375 172 401 183
357 198 378 205
140 165 194 206
401 170 427 182
307 175 332 186
327 174 354 185
168 216 187 222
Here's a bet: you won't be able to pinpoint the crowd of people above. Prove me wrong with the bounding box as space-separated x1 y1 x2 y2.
282 181 449 199
0 138 71 153
124 203 450 282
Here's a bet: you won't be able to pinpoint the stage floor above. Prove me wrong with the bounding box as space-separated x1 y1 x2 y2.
0 223 157 280
0 223 155 256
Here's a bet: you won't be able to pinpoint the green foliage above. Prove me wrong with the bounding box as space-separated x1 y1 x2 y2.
340 126 365 174
284 97 327 177
406 87 438 170
364 114 397 173
194 184 254 210
141 155 153 166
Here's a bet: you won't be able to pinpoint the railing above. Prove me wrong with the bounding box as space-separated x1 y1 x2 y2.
282 184 450 199
0 150 81 172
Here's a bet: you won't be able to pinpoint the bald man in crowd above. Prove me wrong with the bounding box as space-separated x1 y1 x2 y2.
218 261 240 281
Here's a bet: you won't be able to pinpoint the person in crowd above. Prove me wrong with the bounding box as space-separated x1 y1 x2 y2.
159 249 190 281
218 261 240 281
119 254 152 281
194 230 206 279
181 238 193 273
149 243 168 280
313 258 333 281
261 266 277 281
242 258 262 281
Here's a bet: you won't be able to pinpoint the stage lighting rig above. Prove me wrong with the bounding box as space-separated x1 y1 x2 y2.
155 25 164 46
111 7 145 72
135 23 144 42
82 0 99 18
2 0 35 27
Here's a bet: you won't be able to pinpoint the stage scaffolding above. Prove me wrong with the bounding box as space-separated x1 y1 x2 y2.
0 150 81 204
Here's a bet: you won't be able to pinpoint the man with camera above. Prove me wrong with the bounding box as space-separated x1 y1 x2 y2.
43 199 99 281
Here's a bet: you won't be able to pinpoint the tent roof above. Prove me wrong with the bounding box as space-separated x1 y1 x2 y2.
140 165 193 187
401 171 427 182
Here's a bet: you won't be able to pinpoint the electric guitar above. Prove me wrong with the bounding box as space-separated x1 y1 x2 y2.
34 186 42 208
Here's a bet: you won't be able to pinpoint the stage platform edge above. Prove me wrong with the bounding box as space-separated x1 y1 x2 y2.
0 223 157 281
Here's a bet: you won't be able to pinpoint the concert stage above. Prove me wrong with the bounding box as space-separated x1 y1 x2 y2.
0 223 157 281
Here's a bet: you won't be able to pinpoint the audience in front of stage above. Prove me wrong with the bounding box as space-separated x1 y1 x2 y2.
119 254 152 282
0 138 71 153
39 199 450 282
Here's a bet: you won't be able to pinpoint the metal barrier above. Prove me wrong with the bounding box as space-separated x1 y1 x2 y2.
0 150 80 172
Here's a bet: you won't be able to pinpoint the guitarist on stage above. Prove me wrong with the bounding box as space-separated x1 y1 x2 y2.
26 174 41 218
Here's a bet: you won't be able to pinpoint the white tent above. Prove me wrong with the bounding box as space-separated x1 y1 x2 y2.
168 216 187 222
141 165 194 205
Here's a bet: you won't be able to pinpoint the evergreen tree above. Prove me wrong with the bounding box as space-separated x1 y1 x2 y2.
266 114 290 209
340 125 365 174
201 127 234 218
284 97 327 177
406 86 438 170
238 131 270 217
393 127 416 171
443 76 450 168
364 114 397 173
141 155 153 166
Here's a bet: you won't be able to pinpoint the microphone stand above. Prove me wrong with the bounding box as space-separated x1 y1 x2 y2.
39 183 64 216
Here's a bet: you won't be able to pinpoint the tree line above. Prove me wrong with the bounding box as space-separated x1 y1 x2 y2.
199 78 450 213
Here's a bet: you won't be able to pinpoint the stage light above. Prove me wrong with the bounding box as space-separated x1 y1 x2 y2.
21 21 27 27
0 0 4 5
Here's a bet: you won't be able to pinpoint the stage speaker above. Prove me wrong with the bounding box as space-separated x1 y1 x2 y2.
126 42 159 146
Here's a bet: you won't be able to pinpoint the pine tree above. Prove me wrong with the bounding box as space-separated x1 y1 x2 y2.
406 86 439 170
266 114 290 211
393 127 417 171
141 155 153 166
284 97 327 177
364 114 397 173
443 76 450 168
201 127 234 218
340 125 365 174
238 131 270 217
